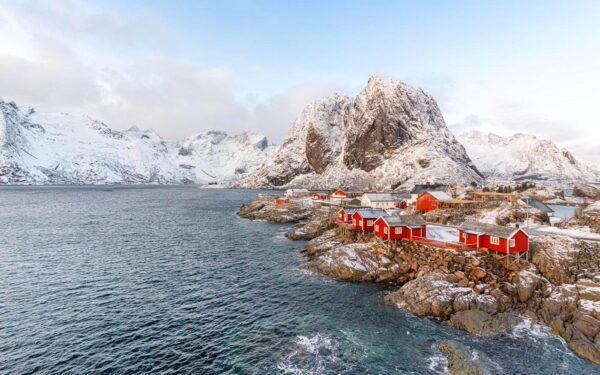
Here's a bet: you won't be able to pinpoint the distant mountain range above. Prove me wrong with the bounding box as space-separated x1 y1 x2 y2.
1 76 598 186
0 100 273 184
457 130 599 183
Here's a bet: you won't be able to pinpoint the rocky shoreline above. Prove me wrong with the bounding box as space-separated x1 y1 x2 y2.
238 196 600 369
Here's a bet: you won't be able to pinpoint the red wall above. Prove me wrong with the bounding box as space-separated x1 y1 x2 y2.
373 219 426 240
353 212 376 230
416 192 439 211
460 229 529 253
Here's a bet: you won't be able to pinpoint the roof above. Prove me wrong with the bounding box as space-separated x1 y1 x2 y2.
410 184 449 195
382 215 426 227
363 193 396 202
393 193 412 200
426 191 453 201
460 222 527 238
338 207 370 214
523 198 554 213
335 188 362 194
354 209 389 219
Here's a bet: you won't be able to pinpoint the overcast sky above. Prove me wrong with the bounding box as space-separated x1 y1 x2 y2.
0 0 599 162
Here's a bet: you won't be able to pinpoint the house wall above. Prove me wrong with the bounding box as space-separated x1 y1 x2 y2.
416 192 439 211
510 230 529 252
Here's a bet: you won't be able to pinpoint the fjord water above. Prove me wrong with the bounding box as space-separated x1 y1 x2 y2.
0 187 596 374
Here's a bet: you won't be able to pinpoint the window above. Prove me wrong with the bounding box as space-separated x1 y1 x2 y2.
395 227 402 234
491 236 499 245
375 225 379 231
367 220 373 226
510 239 515 247
384 227 388 234
462 232 465 239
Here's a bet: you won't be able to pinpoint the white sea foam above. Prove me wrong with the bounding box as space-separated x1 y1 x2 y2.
276 334 340 375
427 344 448 374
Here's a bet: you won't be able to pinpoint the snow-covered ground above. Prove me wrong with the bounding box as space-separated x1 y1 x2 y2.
528 225 600 241
426 225 460 242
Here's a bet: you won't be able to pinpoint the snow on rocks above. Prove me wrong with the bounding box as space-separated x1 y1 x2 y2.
237 75 483 190
458 130 600 183
0 99 273 184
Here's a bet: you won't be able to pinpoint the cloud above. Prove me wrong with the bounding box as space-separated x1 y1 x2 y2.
0 38 100 107
250 83 347 142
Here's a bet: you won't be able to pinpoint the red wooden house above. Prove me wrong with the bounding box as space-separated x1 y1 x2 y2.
416 191 453 211
373 215 427 240
352 209 388 231
458 222 529 253
275 197 289 205
337 207 369 222
332 188 363 200
313 193 330 200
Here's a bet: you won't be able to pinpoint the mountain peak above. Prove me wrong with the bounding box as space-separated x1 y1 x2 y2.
238 75 483 190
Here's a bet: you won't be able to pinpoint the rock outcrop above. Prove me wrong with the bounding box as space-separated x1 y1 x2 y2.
237 196 313 223
438 340 494 375
238 75 483 190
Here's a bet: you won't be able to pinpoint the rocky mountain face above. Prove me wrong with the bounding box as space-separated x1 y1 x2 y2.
237 75 484 190
458 130 600 183
0 99 272 184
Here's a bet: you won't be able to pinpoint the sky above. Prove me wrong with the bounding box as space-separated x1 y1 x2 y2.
0 0 599 162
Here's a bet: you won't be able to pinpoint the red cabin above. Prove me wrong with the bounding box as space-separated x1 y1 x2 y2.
373 215 427 240
332 189 363 200
275 197 288 205
416 191 453 211
313 193 330 200
458 222 529 253
352 209 388 231
336 207 365 222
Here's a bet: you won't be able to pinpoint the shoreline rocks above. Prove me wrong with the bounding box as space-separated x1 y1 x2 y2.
238 197 600 366
438 340 494 375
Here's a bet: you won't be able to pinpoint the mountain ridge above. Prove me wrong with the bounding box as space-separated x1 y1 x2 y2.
0 99 272 184
457 129 599 183
237 75 484 190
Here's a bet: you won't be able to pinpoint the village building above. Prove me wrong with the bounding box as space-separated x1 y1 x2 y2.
458 222 529 253
340 198 362 207
410 184 450 202
360 193 397 209
373 215 427 240
471 191 520 202
519 196 554 217
275 197 289 205
331 188 363 201
337 207 370 222
285 188 310 198
312 192 330 200
416 191 453 211
352 209 389 231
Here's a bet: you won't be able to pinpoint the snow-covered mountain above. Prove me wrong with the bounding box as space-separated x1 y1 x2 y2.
237 75 484 190
457 130 600 183
0 99 272 184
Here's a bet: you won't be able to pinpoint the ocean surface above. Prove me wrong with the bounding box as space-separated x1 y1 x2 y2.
0 186 597 374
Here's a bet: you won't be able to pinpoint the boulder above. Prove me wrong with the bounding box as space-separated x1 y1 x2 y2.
531 235 577 284
438 340 493 375
514 269 541 303
386 272 476 318
447 310 521 337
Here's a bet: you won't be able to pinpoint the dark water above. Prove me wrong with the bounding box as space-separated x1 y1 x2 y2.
0 186 596 374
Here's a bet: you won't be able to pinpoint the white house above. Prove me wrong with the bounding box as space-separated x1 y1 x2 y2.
285 188 310 198
360 193 397 209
